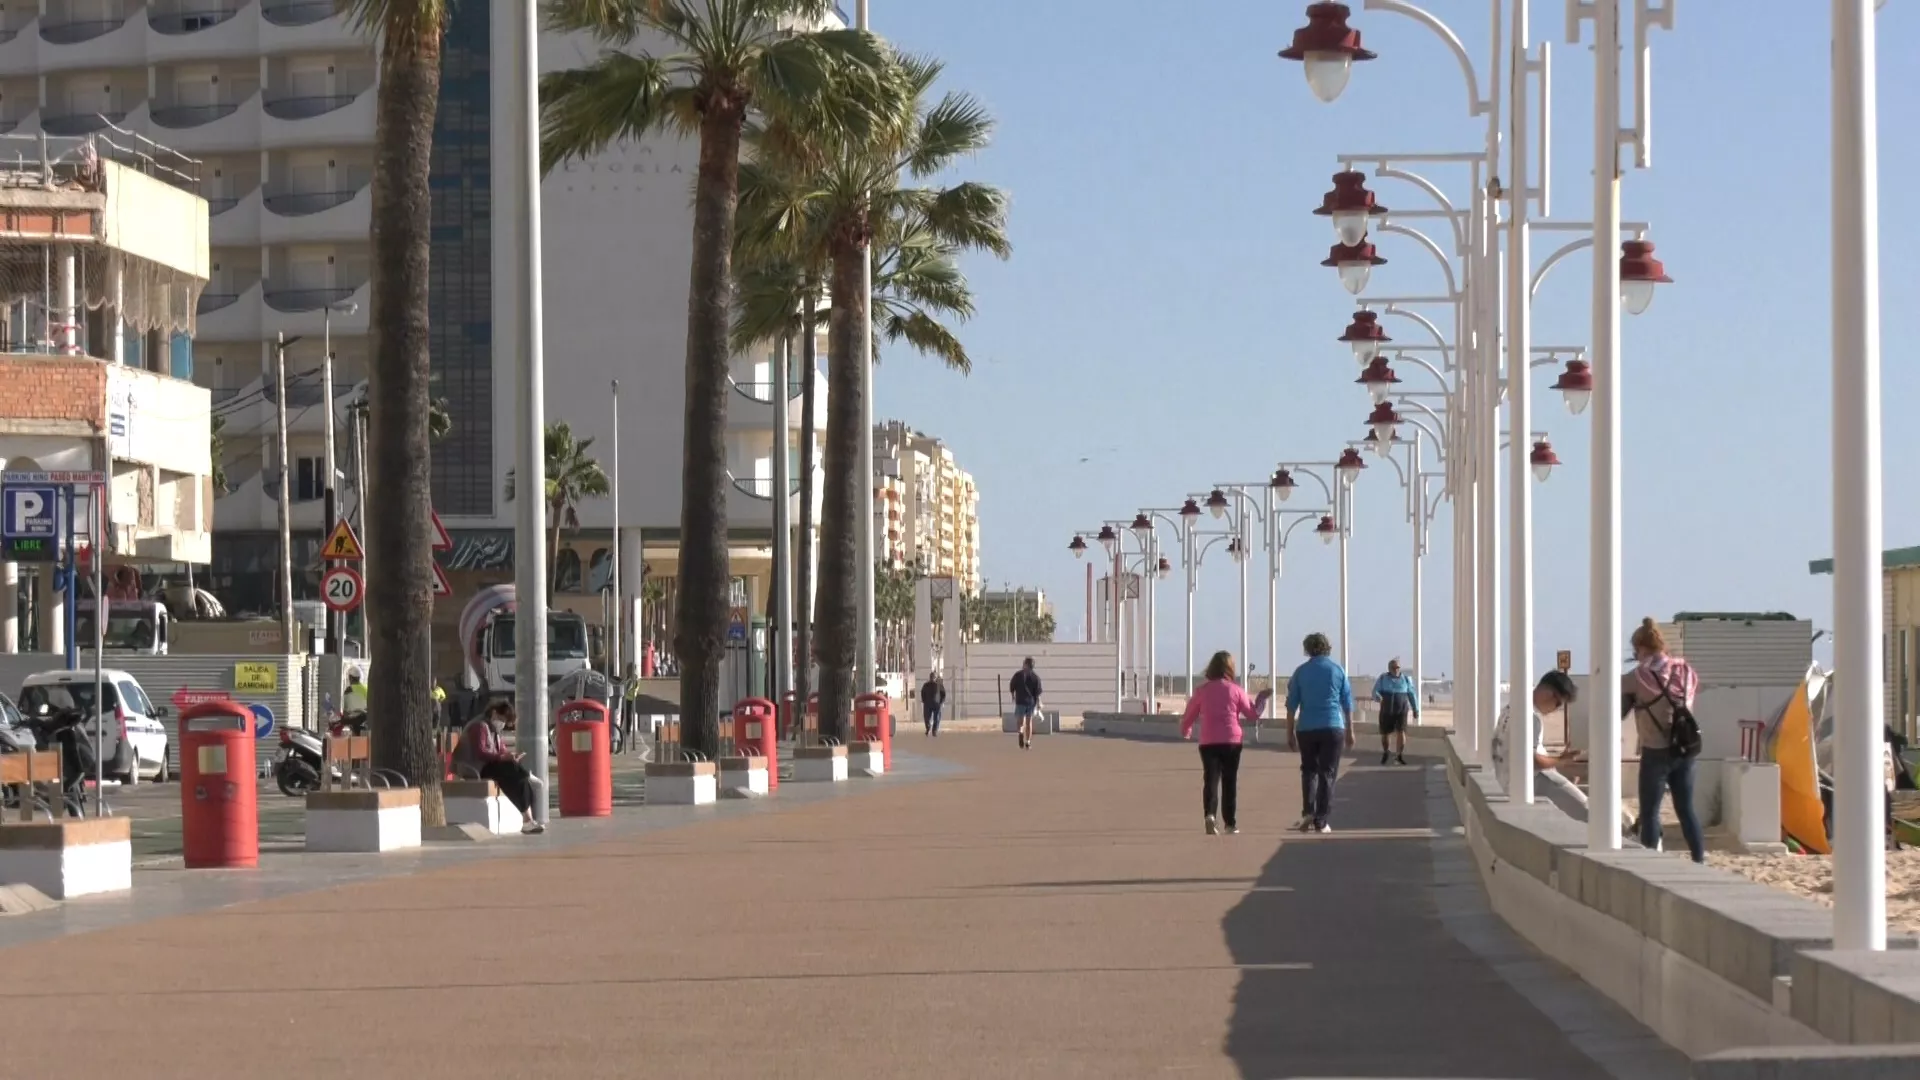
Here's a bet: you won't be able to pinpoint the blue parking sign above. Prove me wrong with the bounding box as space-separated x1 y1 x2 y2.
2 485 57 539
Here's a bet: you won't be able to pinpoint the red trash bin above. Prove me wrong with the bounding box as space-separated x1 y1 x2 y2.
178 700 259 869
853 692 893 770
733 698 778 791
556 699 612 817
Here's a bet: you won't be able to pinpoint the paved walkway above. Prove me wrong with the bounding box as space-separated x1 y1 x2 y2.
0 732 1686 1079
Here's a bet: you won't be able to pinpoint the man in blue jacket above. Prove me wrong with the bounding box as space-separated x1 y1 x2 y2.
1285 632 1354 833
1371 657 1419 766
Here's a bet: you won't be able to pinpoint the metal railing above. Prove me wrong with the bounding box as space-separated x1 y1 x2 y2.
728 377 806 404
262 284 358 312
262 188 357 215
39 111 127 136
39 16 128 44
0 122 201 190
196 291 242 314
261 93 357 120
149 6 241 33
149 101 244 128
260 0 334 26
206 194 242 214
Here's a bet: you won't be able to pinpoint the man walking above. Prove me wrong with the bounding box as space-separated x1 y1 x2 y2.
1009 657 1043 750
1371 658 1419 765
920 670 947 737
1284 633 1354 833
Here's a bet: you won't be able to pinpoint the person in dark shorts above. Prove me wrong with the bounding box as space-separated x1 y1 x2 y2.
1370 658 1419 765
1009 658 1043 750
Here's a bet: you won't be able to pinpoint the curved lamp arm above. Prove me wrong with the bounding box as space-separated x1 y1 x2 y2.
1386 351 1451 394
1363 0 1494 118
1377 222 1460 301
1278 507 1338 549
1277 464 1337 506
1373 166 1471 255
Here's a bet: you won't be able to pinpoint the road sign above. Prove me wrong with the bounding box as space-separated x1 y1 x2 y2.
322 565 365 613
321 519 364 561
234 662 277 692
727 606 748 641
3 484 58 539
247 703 275 740
172 688 232 710
0 470 105 486
1556 649 1573 674
425 509 451 552
432 563 451 597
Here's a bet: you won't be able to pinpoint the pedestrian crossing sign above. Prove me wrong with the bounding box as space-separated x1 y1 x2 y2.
322 519 364 561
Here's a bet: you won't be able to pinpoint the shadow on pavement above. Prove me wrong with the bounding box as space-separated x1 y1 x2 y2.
1219 752 1619 1080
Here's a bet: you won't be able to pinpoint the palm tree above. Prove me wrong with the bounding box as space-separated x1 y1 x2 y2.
540 0 884 758
505 422 612 592
736 53 1009 738
337 0 448 823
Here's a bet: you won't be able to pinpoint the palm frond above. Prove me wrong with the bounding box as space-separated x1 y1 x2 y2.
919 182 1013 259
903 91 995 177
539 53 685 173
880 309 971 373
336 0 446 48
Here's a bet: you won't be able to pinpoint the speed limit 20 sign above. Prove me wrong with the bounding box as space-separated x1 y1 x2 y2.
322 565 365 613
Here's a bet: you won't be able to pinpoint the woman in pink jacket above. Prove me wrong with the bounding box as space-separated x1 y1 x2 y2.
1181 651 1271 835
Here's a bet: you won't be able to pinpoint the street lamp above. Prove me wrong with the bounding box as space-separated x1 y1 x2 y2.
1551 359 1594 415
1365 402 1402 444
1097 524 1119 558
1131 512 1154 544
1205 488 1230 520
1357 356 1401 402
1157 556 1172 580
1068 534 1088 559
1530 438 1561 483
1277 2 1376 104
1179 497 1202 523
1314 169 1390 247
1339 309 1392 364
1325 241 1387 296
1316 515 1338 545
1619 239 1673 316
1335 447 1367 485
1269 467 1297 502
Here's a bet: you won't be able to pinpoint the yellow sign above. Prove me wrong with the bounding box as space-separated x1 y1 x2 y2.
1556 649 1573 674
321 519 364 561
234 662 277 692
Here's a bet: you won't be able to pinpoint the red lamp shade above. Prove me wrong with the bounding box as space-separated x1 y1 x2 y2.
1337 309 1392 364
1530 439 1562 483
1356 355 1401 401
1269 467 1297 501
1130 512 1154 541
1364 401 1402 443
1096 524 1120 556
1205 488 1231 519
1619 239 1672 316
1323 242 1387 295
1068 534 1087 559
1157 556 1172 580
1278 3 1378 103
1551 359 1594 415
1178 498 1202 520
1335 447 1367 481
1314 170 1389 246
1316 515 1339 545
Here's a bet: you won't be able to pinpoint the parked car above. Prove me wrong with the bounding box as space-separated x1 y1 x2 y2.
17 670 171 783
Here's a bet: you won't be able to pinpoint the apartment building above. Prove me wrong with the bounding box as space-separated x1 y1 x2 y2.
874 420 980 593
0 4 832 646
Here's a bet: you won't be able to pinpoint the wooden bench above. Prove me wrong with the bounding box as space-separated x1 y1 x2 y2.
0 751 63 822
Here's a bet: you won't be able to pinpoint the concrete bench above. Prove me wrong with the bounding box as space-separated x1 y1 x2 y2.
305 788 422 852
645 761 716 805
442 778 521 836
0 814 132 900
718 755 769 797
792 744 848 784
849 741 884 776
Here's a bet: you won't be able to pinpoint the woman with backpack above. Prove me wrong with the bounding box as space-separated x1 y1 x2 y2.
1625 617 1705 862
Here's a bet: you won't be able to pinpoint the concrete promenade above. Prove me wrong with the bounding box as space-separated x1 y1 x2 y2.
0 733 1686 1078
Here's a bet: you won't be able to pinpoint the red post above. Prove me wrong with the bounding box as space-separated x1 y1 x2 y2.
178 700 259 869
853 691 892 770
556 699 613 817
733 697 778 791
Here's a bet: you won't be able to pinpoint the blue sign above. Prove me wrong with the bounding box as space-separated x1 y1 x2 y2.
2 485 57 540
248 703 275 739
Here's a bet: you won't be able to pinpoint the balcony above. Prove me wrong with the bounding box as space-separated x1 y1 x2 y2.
259 1 367 51
262 279 368 337
39 7 147 71
195 279 263 341
260 0 332 26
144 92 260 154
39 110 129 136
260 183 369 244
726 365 826 433
259 86 373 149
263 282 355 313
148 3 260 60
208 185 261 246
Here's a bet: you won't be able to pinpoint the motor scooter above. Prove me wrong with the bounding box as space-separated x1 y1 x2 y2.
272 714 364 797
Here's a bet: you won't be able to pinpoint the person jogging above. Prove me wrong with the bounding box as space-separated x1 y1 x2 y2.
1284 632 1353 833
920 671 947 737
1180 651 1270 836
1371 658 1419 765
1009 657 1043 750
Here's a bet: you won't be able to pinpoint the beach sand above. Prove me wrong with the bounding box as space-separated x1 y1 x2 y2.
1706 849 1920 936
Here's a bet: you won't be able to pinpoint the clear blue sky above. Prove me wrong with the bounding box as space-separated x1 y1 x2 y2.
870 0 1920 680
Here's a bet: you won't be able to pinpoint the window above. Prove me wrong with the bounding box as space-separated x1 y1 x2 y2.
294 456 325 501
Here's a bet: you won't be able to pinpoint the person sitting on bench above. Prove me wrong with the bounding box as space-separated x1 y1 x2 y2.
454 701 545 835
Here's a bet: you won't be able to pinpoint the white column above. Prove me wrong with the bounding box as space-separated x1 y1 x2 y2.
1184 524 1196 697
1586 0 1626 851
1411 473 1424 722
621 525 645 671
58 246 76 353
0 561 16 652
110 263 124 366
1476 182 1502 762
772 341 792 702
1146 538 1157 709
1505 0 1535 803
1337 482 1350 670
1831 0 1886 952
497 0 549 818
1237 508 1249 679
854 0 877 690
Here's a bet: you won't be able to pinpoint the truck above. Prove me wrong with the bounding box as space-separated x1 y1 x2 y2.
457 584 593 703
72 598 170 655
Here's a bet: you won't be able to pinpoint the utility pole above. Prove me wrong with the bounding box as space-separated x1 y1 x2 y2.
854 0 877 693
273 332 296 652
321 302 354 657
610 378 621 674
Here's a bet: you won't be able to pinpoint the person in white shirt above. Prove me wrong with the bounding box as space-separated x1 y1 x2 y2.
1489 671 1591 821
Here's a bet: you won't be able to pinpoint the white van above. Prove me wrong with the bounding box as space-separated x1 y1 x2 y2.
17 669 172 782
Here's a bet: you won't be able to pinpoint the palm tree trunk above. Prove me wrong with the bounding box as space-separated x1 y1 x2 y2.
549 496 565 594
793 285 817 738
816 241 866 741
676 100 748 759
365 29 444 825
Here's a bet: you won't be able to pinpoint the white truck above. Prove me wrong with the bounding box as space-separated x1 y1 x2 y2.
458 584 593 703
72 598 170 655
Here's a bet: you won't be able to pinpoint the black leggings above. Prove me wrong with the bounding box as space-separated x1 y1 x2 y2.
479 760 534 814
1199 743 1243 827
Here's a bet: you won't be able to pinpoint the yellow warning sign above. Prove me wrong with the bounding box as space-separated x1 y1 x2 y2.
321 520 364 561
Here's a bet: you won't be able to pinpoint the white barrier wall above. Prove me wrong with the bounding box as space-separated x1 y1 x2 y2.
952 642 1117 722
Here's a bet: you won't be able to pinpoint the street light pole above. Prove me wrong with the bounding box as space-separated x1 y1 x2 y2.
273 332 295 652
1831 0 1886 953
1505 0 1536 804
321 304 339 657
853 0 877 695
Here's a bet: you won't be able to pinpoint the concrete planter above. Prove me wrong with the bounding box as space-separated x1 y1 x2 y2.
645 761 717 805
0 816 133 899
305 789 423 853
792 745 849 784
